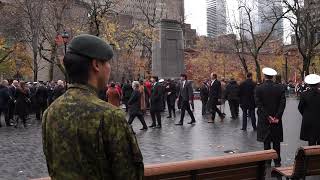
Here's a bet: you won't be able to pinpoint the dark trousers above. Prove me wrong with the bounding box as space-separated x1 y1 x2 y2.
167 100 176 117
241 107 256 130
36 103 47 120
228 99 239 118
308 138 320 146
201 100 208 115
211 99 224 120
8 102 15 120
128 113 147 128
179 100 196 124
0 108 9 126
264 141 281 165
150 111 161 126
16 114 27 127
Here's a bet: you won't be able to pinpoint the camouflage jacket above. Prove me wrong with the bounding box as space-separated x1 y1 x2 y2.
42 84 144 180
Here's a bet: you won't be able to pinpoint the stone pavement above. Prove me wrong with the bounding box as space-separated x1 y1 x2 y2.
0 98 319 179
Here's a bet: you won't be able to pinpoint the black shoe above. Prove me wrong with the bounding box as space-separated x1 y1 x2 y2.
149 124 156 128
155 125 162 128
187 121 196 124
6 123 13 127
240 128 247 131
167 116 172 118
140 127 148 130
220 114 226 120
253 127 257 131
175 123 183 126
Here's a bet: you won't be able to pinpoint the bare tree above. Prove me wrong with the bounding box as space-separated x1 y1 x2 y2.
235 0 289 82
227 9 249 75
4 0 45 81
80 0 120 36
38 0 78 81
283 0 320 78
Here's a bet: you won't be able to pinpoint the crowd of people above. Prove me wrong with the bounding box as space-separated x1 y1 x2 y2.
34 34 320 179
0 80 66 128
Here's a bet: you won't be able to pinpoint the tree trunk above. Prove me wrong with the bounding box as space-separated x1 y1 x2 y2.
302 56 311 79
33 52 38 82
49 63 54 81
254 57 262 83
239 56 249 75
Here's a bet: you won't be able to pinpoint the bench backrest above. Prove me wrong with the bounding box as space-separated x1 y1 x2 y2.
144 150 277 180
31 150 277 180
292 145 320 178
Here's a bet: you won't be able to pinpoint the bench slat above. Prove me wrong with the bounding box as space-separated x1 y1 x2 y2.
144 150 277 176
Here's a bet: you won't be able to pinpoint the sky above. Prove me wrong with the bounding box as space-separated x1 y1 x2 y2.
184 0 292 43
184 0 239 36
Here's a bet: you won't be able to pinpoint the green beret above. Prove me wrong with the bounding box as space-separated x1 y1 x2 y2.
68 34 114 61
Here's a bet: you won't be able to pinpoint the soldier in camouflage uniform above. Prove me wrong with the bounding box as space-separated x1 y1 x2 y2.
42 34 144 180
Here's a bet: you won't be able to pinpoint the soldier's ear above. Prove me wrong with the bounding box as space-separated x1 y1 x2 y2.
91 59 100 73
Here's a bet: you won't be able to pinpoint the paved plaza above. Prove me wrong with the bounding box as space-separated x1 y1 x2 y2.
0 98 319 180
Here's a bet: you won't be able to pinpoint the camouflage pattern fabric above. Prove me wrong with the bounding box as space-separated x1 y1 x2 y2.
42 84 143 180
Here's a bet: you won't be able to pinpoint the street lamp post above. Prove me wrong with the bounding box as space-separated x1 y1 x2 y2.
61 30 69 54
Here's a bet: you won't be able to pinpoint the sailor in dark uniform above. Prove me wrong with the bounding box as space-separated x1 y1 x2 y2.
255 67 286 167
298 74 320 146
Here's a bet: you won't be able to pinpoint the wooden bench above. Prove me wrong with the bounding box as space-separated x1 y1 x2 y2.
271 145 320 180
32 149 277 180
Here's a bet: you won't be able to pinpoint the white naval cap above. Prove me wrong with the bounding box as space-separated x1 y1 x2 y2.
304 74 320 85
262 67 277 76
159 79 165 83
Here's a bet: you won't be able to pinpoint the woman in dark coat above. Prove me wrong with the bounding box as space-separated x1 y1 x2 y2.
15 81 30 128
298 74 320 146
128 81 148 130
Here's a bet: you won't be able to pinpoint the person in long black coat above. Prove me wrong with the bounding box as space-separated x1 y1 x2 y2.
200 81 209 115
35 82 48 120
128 81 148 130
149 76 162 128
8 80 18 122
165 79 177 118
0 80 11 127
239 73 257 131
255 68 286 167
14 82 31 128
122 81 133 112
207 73 225 123
298 75 320 146
224 78 240 119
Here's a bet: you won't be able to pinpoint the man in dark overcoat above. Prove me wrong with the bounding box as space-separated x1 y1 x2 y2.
255 67 286 167
239 73 257 131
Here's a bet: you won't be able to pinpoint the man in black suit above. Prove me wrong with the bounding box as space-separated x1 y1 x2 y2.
208 73 225 123
175 74 196 125
255 68 286 167
239 73 257 131
149 76 162 128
